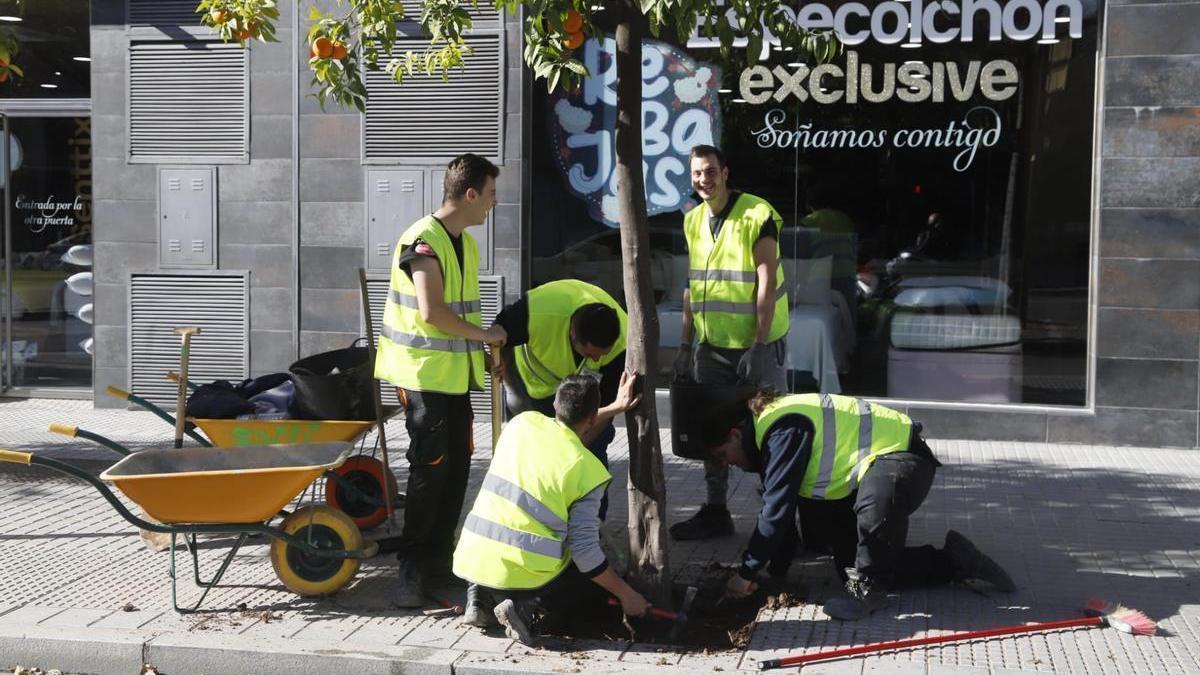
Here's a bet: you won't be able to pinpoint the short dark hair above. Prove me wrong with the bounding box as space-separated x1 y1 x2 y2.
554 375 601 428
700 400 752 451
572 304 620 349
689 144 725 169
443 153 499 202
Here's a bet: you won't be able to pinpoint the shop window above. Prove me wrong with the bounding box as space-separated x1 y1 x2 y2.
530 4 1101 407
128 41 249 163
363 34 505 163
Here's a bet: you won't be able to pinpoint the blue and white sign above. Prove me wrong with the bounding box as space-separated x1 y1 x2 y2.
547 37 722 227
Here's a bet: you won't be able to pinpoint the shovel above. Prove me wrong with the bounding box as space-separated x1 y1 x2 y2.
608 585 697 642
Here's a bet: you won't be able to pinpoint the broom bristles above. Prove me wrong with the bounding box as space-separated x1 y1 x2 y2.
1085 599 1158 636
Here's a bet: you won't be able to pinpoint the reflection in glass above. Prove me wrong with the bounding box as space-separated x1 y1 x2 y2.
530 17 1099 407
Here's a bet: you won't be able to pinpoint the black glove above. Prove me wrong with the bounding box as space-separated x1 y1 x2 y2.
736 342 769 385
673 343 694 383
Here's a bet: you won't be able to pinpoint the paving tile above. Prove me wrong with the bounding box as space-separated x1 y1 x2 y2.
0 605 66 626
451 627 514 653
39 607 113 628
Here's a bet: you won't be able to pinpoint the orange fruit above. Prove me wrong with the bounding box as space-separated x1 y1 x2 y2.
0 70 8 83
330 41 348 60
563 31 584 50
563 9 583 34
0 57 8 69
313 37 334 59
210 8 231 24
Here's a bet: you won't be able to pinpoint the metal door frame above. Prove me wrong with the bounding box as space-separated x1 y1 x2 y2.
1 100 93 399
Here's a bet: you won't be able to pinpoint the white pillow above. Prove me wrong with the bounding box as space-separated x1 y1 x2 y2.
784 255 832 306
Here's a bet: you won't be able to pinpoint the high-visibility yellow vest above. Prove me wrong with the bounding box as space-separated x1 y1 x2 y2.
684 193 789 349
512 279 627 400
374 216 485 394
753 394 913 501
453 411 612 590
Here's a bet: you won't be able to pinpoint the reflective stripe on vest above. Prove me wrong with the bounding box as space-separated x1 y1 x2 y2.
379 323 483 353
684 193 789 349
462 513 563 559
480 473 568 539
754 394 912 501
389 289 481 315
512 279 627 400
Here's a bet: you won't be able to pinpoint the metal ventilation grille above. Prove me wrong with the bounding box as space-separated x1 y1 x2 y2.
129 0 202 27
365 275 503 418
129 274 249 408
129 42 248 161
363 34 504 162
399 0 504 30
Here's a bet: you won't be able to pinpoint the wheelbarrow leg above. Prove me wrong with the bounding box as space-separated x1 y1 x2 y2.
170 531 249 614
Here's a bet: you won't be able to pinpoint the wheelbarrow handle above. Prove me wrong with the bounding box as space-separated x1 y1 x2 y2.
0 449 32 464
606 598 680 621
104 385 212 447
49 424 133 457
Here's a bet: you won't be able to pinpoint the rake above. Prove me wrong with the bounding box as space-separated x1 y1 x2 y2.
758 600 1157 671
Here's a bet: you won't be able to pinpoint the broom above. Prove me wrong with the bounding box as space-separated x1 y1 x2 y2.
758 600 1157 671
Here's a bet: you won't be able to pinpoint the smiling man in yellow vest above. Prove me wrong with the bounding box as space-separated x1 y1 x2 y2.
453 374 649 646
671 144 791 542
491 279 627 518
702 390 1015 621
375 153 508 608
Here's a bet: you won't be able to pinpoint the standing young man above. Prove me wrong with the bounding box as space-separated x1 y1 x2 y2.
491 279 627 518
670 144 791 541
375 153 508 607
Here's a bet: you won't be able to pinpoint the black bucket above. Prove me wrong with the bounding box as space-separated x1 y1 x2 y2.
289 339 377 421
669 382 758 460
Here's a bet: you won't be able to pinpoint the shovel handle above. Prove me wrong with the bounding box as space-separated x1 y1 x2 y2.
606 598 678 621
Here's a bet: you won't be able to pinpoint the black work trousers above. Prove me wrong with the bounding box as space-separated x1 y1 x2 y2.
477 565 607 628
397 388 473 570
785 447 955 589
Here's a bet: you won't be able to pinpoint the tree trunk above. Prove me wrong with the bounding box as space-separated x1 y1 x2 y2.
613 3 671 606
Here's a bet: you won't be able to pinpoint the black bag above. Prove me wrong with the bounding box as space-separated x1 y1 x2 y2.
289 339 377 420
186 380 257 419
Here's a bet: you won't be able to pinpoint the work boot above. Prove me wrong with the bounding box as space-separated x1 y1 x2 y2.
669 504 734 541
493 598 539 647
389 558 425 609
463 584 498 628
822 575 889 621
944 530 1017 592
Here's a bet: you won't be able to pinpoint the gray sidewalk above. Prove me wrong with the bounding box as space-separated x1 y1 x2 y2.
1 396 1198 674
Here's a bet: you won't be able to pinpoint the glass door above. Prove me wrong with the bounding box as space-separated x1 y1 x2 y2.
0 115 93 393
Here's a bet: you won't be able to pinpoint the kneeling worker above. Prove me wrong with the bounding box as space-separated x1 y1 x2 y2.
453 374 649 645
491 279 627 520
703 390 1015 620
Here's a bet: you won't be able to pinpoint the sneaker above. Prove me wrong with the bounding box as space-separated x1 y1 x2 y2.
493 598 538 646
822 577 889 621
944 530 1016 592
389 559 425 609
463 584 498 628
669 504 734 541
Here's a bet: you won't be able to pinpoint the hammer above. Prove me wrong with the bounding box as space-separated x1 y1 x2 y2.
608 585 698 642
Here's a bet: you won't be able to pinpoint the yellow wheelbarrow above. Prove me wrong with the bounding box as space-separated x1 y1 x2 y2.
101 383 403 530
0 442 376 613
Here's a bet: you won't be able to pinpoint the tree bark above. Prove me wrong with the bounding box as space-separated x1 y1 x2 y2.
613 3 671 606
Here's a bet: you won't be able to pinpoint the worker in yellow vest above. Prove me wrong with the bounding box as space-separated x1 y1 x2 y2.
375 153 508 609
701 390 1015 621
491 279 627 518
453 374 649 645
671 144 791 542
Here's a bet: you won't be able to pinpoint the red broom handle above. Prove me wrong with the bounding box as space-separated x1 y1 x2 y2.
760 616 1102 670
606 598 678 621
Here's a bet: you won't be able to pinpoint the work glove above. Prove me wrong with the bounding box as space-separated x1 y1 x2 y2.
736 342 770 386
672 343 694 383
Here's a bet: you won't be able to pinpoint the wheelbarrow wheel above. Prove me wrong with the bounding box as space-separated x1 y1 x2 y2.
325 456 398 530
270 505 363 597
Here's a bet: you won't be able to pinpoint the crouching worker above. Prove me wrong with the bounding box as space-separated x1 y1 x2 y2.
452 374 650 645
704 390 1016 621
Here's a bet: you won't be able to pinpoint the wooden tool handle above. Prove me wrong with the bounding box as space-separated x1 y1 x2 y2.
490 346 503 448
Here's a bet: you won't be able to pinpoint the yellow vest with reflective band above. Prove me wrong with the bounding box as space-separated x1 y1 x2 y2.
512 279 628 400
753 394 913 501
374 216 485 394
453 412 612 590
684 192 789 349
